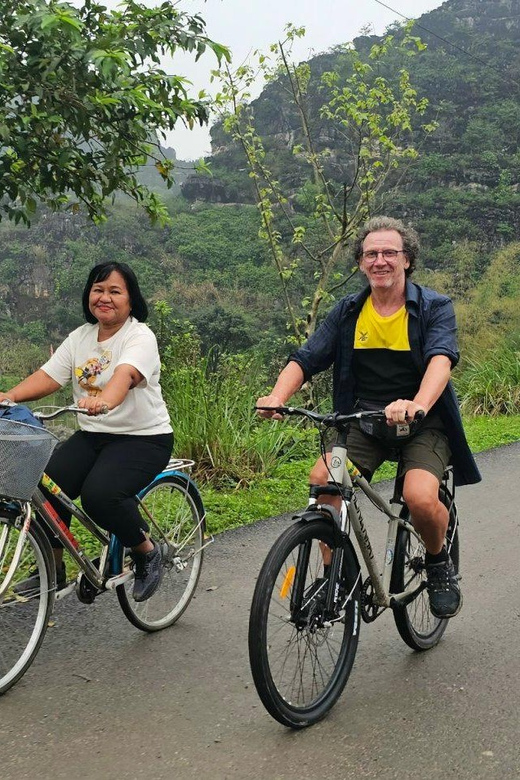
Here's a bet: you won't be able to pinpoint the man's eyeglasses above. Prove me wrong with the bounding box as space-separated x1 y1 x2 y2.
361 249 404 262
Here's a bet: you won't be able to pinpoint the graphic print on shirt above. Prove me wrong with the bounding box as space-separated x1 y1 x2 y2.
75 350 112 396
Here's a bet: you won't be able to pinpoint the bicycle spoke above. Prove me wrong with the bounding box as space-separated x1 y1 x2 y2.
117 476 205 631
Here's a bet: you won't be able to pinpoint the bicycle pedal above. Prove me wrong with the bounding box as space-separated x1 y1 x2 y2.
104 570 133 590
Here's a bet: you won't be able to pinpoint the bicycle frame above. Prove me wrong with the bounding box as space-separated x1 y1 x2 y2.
32 475 128 593
311 441 426 610
9 457 208 597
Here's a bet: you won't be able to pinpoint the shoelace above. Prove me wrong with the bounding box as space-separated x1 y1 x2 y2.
427 564 455 592
134 549 158 579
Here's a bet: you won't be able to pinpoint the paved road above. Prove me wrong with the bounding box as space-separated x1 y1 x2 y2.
1 443 519 780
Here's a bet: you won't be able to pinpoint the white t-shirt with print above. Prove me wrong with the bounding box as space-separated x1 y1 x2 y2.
41 318 173 435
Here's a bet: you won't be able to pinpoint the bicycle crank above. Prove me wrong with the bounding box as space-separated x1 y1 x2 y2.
361 577 385 623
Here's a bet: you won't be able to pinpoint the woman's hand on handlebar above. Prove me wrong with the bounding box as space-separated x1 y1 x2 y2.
384 399 426 426
77 396 110 416
256 394 286 420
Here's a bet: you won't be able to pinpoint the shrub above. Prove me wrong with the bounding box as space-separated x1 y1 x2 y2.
455 343 520 416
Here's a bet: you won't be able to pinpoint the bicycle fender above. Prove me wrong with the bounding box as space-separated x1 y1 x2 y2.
292 508 343 545
293 509 361 574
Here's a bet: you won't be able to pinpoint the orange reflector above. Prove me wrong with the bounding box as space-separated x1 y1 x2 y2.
280 566 296 599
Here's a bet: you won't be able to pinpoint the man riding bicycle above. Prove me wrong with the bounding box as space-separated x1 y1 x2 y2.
257 215 481 619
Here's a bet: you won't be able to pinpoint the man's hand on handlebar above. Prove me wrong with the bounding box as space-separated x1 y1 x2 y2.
256 394 286 420
384 399 426 426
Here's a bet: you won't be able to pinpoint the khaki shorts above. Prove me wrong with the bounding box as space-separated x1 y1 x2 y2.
327 414 451 483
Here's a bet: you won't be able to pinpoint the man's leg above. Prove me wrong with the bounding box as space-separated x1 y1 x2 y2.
402 468 448 554
402 467 461 618
308 422 386 566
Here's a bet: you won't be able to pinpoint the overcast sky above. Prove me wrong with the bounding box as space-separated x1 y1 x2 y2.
166 0 445 159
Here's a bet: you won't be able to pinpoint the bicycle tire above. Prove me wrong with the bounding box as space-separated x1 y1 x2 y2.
391 485 459 651
117 474 205 632
0 515 55 695
249 518 361 728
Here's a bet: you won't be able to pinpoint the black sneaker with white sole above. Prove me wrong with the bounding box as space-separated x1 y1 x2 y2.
425 557 462 618
131 542 162 602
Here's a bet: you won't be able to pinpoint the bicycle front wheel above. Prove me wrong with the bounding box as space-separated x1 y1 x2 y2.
117 474 205 632
391 485 460 651
249 518 361 728
0 515 55 695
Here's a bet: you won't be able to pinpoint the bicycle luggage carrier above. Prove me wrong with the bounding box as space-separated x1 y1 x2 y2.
0 419 58 500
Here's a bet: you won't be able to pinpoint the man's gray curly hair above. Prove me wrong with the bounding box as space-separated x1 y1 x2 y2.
353 216 420 277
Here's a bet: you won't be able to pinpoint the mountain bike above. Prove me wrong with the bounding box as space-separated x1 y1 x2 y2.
0 406 209 695
249 406 459 728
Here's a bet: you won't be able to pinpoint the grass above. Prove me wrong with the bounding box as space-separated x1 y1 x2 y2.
455 346 520 416
203 414 520 534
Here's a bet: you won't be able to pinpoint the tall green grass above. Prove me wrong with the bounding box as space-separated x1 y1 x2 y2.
159 332 311 485
455 344 520 416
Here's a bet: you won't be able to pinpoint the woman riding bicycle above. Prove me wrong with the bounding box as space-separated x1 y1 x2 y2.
0 261 173 602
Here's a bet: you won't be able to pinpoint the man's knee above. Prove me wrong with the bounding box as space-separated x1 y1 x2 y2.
404 492 439 519
309 456 331 486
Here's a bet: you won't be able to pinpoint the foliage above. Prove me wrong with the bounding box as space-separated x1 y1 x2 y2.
0 198 283 350
0 339 46 389
0 0 229 225
212 23 435 344
155 305 311 485
454 343 520 416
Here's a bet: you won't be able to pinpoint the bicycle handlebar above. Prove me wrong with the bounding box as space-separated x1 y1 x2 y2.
32 405 109 420
255 406 425 427
0 402 109 421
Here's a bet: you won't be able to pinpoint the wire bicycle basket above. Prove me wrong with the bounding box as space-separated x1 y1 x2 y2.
0 418 58 500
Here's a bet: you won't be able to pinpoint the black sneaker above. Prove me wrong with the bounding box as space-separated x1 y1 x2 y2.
13 562 67 597
425 558 462 618
131 542 162 602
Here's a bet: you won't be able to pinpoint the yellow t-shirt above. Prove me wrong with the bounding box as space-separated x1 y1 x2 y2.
353 297 421 404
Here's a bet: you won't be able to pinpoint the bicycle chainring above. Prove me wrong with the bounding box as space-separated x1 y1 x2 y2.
360 577 385 623
75 557 103 604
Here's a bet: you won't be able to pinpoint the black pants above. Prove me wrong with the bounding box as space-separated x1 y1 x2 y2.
42 430 173 548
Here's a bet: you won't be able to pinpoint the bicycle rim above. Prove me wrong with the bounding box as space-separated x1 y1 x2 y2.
0 518 55 694
249 519 360 728
117 475 205 631
392 488 459 651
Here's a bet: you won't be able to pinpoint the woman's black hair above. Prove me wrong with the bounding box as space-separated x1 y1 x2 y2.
82 261 148 323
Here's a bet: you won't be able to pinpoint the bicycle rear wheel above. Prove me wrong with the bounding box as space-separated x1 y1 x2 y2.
0 514 55 694
117 474 205 632
391 485 459 651
249 518 361 728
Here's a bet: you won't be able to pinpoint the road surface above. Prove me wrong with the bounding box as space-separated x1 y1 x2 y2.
1 443 519 780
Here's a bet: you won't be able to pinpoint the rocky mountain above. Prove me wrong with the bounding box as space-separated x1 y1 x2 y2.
193 0 520 267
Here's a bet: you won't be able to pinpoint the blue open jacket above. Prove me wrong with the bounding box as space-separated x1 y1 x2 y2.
290 280 481 487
